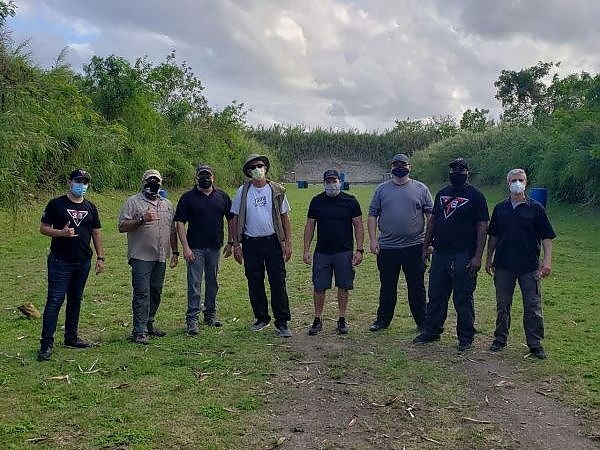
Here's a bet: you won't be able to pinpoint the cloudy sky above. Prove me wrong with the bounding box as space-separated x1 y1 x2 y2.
7 0 600 131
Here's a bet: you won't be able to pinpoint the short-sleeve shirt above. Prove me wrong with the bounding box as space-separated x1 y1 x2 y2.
231 184 291 237
118 193 175 262
430 184 489 255
488 198 556 274
368 179 433 249
307 192 362 254
175 187 233 249
41 195 101 261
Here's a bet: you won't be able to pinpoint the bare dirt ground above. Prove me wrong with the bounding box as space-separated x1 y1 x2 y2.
249 330 599 449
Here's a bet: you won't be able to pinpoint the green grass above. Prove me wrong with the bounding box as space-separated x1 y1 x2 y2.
0 183 599 448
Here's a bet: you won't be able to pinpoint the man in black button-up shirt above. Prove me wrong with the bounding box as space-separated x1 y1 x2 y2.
485 169 556 359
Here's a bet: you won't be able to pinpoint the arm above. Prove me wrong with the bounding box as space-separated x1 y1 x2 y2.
367 216 379 254
539 238 553 277
40 222 77 238
352 216 365 266
231 215 243 265
118 206 158 233
91 228 105 275
485 235 497 275
422 213 435 264
223 217 235 258
176 221 194 263
468 221 488 275
303 218 316 264
169 226 179 268
281 212 292 262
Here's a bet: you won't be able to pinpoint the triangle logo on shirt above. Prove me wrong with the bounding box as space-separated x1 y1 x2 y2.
440 196 469 219
67 209 89 227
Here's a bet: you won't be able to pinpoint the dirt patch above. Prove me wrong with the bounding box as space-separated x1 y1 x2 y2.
291 159 387 183
247 331 598 449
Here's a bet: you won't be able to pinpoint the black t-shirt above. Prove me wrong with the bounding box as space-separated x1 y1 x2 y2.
431 184 489 255
174 187 234 249
488 198 556 274
41 195 101 261
307 192 362 254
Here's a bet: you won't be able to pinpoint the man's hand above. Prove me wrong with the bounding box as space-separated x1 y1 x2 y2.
282 241 292 262
369 240 379 255
539 261 552 278
233 245 243 264
352 251 363 266
95 259 105 275
61 222 78 237
485 259 494 276
169 254 178 268
303 251 312 265
422 245 433 265
223 243 233 258
142 206 159 223
467 256 482 275
183 247 195 263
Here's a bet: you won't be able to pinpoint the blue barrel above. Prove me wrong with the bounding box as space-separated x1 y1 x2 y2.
529 187 547 207
342 181 350 191
339 172 346 183
159 189 167 198
297 180 308 189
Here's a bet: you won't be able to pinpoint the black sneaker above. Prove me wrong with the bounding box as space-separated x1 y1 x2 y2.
412 332 440 345
489 340 506 352
457 341 472 352
529 346 546 360
204 317 222 327
37 346 52 361
336 317 349 334
187 322 199 336
369 321 388 332
147 325 166 337
308 318 322 336
275 323 292 338
250 319 270 331
64 338 93 348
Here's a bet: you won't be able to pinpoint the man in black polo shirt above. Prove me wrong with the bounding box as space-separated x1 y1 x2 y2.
485 168 556 359
175 165 234 335
303 169 364 335
413 158 489 352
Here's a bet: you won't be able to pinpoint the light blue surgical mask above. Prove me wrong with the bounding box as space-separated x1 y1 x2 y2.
71 182 88 198
324 181 341 197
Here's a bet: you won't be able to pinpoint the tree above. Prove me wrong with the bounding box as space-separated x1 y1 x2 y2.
460 108 490 132
0 0 15 26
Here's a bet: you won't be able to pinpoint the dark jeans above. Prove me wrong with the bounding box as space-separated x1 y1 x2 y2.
129 258 166 336
40 253 91 348
376 244 426 328
425 250 477 344
242 234 290 326
493 268 544 349
186 248 220 323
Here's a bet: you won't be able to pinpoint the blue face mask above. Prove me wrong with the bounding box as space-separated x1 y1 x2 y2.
71 182 88 198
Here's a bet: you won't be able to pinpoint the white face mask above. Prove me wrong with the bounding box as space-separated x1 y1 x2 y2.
324 181 341 197
250 167 266 180
509 180 526 195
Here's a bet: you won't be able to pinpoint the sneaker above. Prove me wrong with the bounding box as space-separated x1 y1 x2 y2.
489 340 506 352
250 320 270 331
275 323 292 338
457 341 473 352
204 317 222 327
187 322 199 336
64 338 93 348
412 332 441 345
529 346 546 360
147 325 166 337
133 334 150 345
369 321 388 332
336 317 349 334
308 318 322 336
37 347 52 361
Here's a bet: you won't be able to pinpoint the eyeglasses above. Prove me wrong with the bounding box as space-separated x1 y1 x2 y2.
73 177 90 184
248 164 265 170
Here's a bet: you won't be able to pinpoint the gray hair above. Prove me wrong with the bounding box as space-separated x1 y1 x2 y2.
506 168 527 183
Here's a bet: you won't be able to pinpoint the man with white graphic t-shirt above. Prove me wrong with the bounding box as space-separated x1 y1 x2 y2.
413 158 489 352
230 154 293 337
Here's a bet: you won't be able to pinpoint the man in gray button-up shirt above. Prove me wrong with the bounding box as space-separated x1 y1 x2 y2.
367 153 433 332
118 169 179 344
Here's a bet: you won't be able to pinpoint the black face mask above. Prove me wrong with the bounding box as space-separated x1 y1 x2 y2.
392 167 410 178
197 177 212 189
449 172 468 187
143 181 161 199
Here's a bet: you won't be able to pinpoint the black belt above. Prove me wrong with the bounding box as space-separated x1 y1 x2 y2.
243 234 276 241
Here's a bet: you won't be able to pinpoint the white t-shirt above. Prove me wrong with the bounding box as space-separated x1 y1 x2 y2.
231 183 291 237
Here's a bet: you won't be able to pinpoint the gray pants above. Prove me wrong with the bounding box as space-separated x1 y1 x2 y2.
129 258 166 336
186 248 220 324
493 268 544 349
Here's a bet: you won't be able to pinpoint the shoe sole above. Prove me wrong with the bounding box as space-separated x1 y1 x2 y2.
251 323 270 331
413 337 440 345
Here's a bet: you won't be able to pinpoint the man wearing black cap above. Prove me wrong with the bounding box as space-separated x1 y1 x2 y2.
175 165 235 335
303 169 364 335
230 154 293 337
413 158 489 352
37 169 105 361
368 153 434 332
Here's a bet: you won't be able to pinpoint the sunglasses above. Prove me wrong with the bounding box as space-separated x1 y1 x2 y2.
248 163 265 170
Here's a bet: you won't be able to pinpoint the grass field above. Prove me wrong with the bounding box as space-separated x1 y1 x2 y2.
0 183 599 449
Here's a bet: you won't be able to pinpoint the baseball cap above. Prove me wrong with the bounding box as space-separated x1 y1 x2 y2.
196 164 214 175
391 153 409 164
449 158 470 171
142 169 163 182
69 169 91 183
323 169 340 180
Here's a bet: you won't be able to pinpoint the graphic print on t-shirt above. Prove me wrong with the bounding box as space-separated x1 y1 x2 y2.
67 209 89 227
440 196 469 219
253 194 267 208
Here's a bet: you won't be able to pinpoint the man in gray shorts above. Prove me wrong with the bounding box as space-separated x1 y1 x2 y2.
303 169 364 335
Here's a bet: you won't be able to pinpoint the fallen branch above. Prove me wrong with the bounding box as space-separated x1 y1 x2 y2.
421 435 442 445
47 374 71 384
462 417 491 424
334 380 360 386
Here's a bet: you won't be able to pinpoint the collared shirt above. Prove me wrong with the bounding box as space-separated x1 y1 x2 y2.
118 192 175 262
488 197 556 274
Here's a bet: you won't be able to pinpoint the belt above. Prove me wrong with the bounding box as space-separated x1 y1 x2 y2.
243 234 276 241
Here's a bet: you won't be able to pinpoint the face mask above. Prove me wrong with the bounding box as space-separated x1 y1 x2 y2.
143 180 161 199
449 172 468 187
324 182 341 197
509 181 526 195
70 182 87 198
250 167 266 180
197 176 212 189
391 167 410 178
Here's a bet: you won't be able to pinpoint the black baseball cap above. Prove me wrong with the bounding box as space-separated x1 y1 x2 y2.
196 164 214 175
449 158 470 171
69 169 91 183
391 153 409 164
323 169 340 180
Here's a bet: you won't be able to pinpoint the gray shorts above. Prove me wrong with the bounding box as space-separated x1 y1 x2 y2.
312 251 355 291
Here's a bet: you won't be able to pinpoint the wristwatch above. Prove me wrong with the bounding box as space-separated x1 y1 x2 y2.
356 249 364 254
